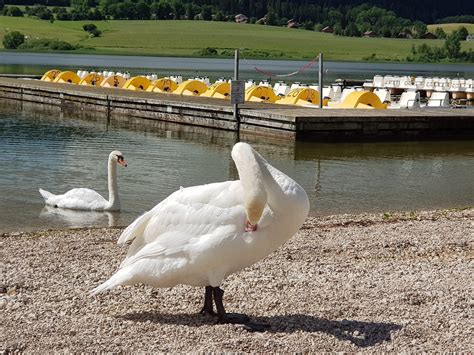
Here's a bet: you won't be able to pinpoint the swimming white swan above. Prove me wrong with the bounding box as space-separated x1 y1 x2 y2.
39 150 127 211
91 143 309 330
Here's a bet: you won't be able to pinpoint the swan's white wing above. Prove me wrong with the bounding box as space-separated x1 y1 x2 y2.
118 180 245 261
120 207 242 269
117 191 185 246
50 188 108 210
117 210 154 245
172 180 243 208
93 205 244 292
117 180 242 246
117 200 247 288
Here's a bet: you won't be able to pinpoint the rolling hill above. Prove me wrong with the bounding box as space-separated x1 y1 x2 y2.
1 17 473 61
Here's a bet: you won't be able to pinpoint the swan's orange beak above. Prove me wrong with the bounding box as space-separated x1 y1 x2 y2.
118 159 127 167
245 220 257 232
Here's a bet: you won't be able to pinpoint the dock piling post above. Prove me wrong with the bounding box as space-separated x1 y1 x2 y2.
319 52 323 109
233 49 240 130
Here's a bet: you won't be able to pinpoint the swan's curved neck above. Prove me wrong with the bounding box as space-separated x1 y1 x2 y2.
253 153 292 210
232 144 295 219
107 157 120 209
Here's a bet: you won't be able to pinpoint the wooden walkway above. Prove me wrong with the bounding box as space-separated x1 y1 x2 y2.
0 77 473 141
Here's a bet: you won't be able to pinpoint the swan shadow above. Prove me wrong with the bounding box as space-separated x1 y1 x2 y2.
39 205 120 227
119 312 402 347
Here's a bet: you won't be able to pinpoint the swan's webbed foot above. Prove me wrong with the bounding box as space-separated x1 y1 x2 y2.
200 307 217 317
212 286 270 332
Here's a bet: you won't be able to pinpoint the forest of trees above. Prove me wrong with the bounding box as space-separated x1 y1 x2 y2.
1 0 473 40
436 15 474 24
2 0 474 24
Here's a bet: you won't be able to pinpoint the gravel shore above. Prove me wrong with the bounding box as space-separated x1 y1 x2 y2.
1 208 473 353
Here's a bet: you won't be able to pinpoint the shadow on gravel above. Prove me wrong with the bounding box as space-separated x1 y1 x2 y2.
120 312 402 347
258 315 402 347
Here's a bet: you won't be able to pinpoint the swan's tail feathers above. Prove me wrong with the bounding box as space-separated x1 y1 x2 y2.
39 189 56 205
90 270 133 296
39 188 55 203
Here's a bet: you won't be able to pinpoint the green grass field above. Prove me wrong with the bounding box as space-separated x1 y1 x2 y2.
1 17 473 61
427 23 474 34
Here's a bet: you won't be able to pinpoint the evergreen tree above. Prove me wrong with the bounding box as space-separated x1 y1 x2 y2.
444 33 461 59
456 26 469 40
152 0 173 20
434 27 447 39
201 4 212 20
413 21 427 38
265 8 277 26
136 0 151 20
185 2 198 20
172 0 185 19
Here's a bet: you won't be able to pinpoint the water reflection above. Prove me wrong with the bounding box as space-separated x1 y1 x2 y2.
39 206 119 228
0 98 473 233
294 140 474 160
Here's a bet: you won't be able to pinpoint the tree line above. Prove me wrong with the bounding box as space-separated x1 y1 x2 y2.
1 0 473 42
3 0 471 40
2 0 474 23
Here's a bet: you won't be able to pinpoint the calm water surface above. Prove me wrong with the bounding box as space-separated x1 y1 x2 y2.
1 52 473 83
0 100 473 233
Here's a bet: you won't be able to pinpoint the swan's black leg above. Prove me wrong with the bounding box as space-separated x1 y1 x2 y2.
212 286 271 332
199 286 216 316
212 287 250 324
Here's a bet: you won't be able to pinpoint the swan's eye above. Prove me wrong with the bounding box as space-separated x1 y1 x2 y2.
117 155 124 162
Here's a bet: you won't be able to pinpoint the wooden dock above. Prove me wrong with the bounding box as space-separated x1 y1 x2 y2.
0 77 473 141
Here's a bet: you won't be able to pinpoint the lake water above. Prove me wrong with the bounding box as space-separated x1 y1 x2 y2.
1 52 474 83
1 99 473 233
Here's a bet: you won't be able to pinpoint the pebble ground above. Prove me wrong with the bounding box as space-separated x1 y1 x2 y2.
1 208 473 352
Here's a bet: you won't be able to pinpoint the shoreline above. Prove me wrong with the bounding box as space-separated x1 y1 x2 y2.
2 49 474 66
2 51 474 72
1 208 473 352
1 206 471 236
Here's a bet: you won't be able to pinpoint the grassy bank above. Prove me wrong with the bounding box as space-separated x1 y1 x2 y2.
1 17 474 61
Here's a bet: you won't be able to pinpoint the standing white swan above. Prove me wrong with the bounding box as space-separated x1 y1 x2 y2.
39 150 127 211
91 143 309 330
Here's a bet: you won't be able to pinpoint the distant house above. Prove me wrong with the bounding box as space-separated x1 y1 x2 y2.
287 19 299 29
256 16 267 25
321 26 334 33
420 32 437 39
466 34 474 41
235 14 248 23
363 31 377 38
